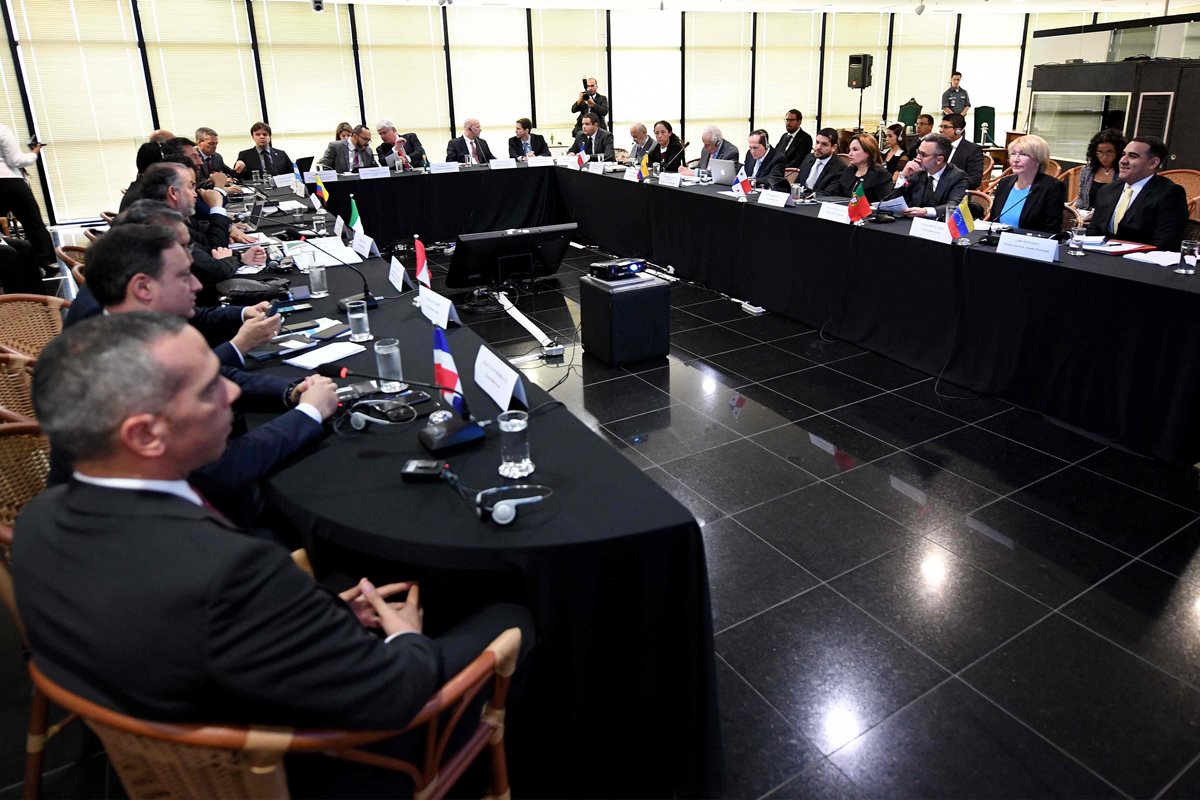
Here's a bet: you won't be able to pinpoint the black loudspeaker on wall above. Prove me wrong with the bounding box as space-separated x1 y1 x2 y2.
848 54 873 89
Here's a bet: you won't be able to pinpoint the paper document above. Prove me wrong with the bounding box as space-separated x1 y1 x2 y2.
876 197 909 213
1124 251 1185 267
276 200 305 213
287 237 363 266
282 341 365 370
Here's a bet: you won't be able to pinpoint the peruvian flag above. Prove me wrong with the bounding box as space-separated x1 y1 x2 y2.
731 166 753 196
848 180 871 222
414 235 430 288
433 327 466 416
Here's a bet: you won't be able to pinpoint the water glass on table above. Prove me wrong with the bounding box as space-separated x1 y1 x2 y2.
308 264 329 298
347 299 372 342
497 410 534 479
1068 226 1088 257
1175 239 1199 276
373 339 405 393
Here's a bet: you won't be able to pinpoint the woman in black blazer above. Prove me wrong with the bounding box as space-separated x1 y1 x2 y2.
645 120 685 173
987 134 1068 234
837 133 892 203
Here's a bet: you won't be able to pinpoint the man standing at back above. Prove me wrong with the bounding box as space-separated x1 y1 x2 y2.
777 109 813 170
571 77 609 138
941 72 971 117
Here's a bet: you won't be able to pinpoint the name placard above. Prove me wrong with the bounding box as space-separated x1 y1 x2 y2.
555 156 579 167
473 346 528 411
489 158 517 170
302 171 315 184
908 216 953 245
358 166 390 180
658 172 682 188
351 231 380 259
758 189 795 208
624 166 641 182
430 161 460 174
526 156 554 168
587 161 606 175
817 201 850 224
316 169 339 182
996 231 1059 263
418 285 462 328
271 173 293 189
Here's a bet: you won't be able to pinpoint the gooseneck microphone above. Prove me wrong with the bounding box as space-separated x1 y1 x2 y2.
302 236 378 311
662 141 690 171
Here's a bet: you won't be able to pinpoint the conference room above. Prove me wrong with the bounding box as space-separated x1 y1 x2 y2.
4 0 1200 798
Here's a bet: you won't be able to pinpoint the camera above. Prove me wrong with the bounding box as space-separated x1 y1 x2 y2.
311 0 323 11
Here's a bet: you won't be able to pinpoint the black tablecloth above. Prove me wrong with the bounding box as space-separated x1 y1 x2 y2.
249 258 722 798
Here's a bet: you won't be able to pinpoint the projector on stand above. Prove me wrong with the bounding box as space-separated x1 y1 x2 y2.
589 258 646 281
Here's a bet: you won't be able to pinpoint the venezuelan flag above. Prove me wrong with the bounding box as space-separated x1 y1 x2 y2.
947 195 975 239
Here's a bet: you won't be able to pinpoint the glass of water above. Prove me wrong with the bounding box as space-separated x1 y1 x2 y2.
1068 226 1088 257
252 170 263 188
1175 239 1199 275
313 212 328 236
292 248 311 275
346 299 372 342
497 410 534 479
308 264 329 298
373 338 405 393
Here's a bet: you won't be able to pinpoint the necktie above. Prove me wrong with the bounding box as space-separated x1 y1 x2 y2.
352 148 360 169
203 155 212 174
591 136 596 158
523 140 531 155
1112 184 1133 232
470 139 480 164
780 133 791 153
259 149 268 175
807 159 824 190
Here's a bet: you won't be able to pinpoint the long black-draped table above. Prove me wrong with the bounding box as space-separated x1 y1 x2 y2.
247 256 721 798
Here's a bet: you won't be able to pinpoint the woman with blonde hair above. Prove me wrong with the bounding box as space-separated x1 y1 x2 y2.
836 133 892 203
987 134 1067 234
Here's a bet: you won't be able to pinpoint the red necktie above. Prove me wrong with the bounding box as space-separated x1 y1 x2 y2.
470 139 480 164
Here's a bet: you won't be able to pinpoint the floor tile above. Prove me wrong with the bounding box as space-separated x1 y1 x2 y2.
719 314 816 343
828 393 965 449
681 299 750 323
976 408 1107 462
552 373 671 425
736 483 911 580
763 366 884 413
773 335 866 364
827 451 1000 535
831 540 1049 671
825 352 929 391
635 358 751 409
682 383 817 437
765 758 866 800
716 659 825 799
1061 560 1200 688
830 679 1116 799
641 467 725 526
909 426 1068 495
717 586 947 754
670 325 760 358
1141 519 1200 582
1078 448 1200 513
661 440 817 516
703 518 818 631
893 379 1011 423
749 415 897 480
589 426 656 470
926 499 1132 608
963 614 1200 798
670 282 719 306
702 345 814 383
668 307 713 334
1007 466 1196 555
1162 756 1200 799
602 404 738 465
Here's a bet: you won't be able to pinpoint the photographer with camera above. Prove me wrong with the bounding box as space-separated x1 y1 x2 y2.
570 77 609 139
0 122 55 279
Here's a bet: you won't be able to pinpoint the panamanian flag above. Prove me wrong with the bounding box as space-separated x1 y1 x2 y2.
414 234 430 288
732 166 753 196
433 327 466 416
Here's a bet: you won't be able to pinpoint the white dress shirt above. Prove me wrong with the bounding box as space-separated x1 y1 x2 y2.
0 124 37 180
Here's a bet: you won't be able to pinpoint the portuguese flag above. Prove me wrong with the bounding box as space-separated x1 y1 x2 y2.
848 179 871 222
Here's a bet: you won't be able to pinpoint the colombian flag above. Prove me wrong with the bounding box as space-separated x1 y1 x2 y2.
848 180 871 222
947 195 974 239
314 175 330 204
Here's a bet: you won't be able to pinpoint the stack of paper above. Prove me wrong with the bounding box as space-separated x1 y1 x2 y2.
284 237 362 266
1124 250 1186 267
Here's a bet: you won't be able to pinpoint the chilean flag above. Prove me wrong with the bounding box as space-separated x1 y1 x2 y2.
414 235 430 288
433 327 466 416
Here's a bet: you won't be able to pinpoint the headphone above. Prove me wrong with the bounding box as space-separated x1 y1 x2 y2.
347 399 417 430
475 485 553 525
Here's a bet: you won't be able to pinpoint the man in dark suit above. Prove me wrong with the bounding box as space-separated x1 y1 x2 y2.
890 133 970 219
137 162 232 253
195 126 234 179
568 113 615 162
376 118 426 169
905 114 935 160
777 109 813 170
16 312 531 748
318 124 378 172
1087 135 1188 251
509 117 551 159
796 128 847 195
446 118 495 164
571 77 609 138
940 113 984 190
235 121 292 177
628 123 654 164
741 129 787 192
680 125 739 177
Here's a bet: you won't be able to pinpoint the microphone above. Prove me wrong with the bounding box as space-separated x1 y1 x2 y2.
662 141 690 171
303 236 379 312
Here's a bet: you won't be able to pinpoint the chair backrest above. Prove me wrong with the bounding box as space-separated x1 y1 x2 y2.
28 627 522 800
784 167 799 186
1045 159 1061 178
0 353 35 420
1062 203 1084 232
685 158 700 168
981 152 995 184
0 421 48 531
613 147 629 162
83 229 104 243
973 106 997 145
834 152 851 167
1161 169 1200 203
898 99 922 130
1056 165 1082 204
1184 217 1199 241
99 211 117 224
1189 197 1199 222
0 295 69 358
967 190 993 219
987 166 1013 196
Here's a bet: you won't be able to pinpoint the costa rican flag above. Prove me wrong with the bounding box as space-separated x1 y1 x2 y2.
414 235 430 288
433 327 466 416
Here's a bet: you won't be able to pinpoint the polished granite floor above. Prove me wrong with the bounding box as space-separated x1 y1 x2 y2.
5 244 1200 798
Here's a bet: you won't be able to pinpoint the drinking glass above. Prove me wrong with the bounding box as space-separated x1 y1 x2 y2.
347 299 372 342
1068 226 1088 257
1176 239 1199 275
498 410 534 478
373 339 405 393
308 264 329 298
292 249 311 275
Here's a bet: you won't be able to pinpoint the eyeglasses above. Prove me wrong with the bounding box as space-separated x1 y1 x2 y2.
939 123 956 130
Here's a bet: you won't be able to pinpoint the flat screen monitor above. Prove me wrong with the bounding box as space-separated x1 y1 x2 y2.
446 222 577 289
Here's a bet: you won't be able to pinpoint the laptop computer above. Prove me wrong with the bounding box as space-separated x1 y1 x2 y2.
708 158 737 185
241 199 266 232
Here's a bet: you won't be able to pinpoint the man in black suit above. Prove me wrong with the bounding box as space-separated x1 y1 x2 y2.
796 128 847 195
376 118 426 169
509 117 551 159
568 113 615 162
680 125 739 177
1086 135 1188 251
571 77 609 138
741 129 787 192
16 312 531 747
195 127 234 179
890 133 970 219
777 109 813 170
446 118 495 164
235 121 291 177
318 124 378 172
628 123 654 164
905 114 935 160
138 162 232 253
940 113 984 190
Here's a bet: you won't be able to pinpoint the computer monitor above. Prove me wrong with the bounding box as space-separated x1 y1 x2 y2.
446 222 578 289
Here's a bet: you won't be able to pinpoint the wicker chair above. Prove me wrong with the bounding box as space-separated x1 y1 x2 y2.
1161 169 1200 204
1057 165 1082 205
1045 159 1061 178
834 152 851 168
986 166 1012 195
1184 218 1199 241
99 211 117 224
784 167 800 186
981 152 995 185
0 421 62 800
29 626 522 800
54 245 85 269
613 147 628 162
0 354 35 420
0 295 70 358
967 190 992 219
82 228 105 243
685 158 700 169
1062 203 1085 233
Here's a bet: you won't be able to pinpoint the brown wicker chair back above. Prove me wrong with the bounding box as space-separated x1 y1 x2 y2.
0 295 69 358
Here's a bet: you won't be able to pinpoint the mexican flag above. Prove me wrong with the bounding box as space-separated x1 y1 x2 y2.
348 195 364 235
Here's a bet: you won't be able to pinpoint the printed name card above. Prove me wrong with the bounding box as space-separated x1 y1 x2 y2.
555 156 579 167
351 231 380 258
489 158 517 170
758 189 795 208
526 156 554 167
587 161 606 175
624 166 641 182
272 173 293 188
358 166 390 180
388 256 415 292
316 169 339 182
996 231 1059 263
473 346 528 411
430 161 460 174
302 171 316 184
418 285 462 329
657 172 682 188
817 201 850 224
907 216 953 245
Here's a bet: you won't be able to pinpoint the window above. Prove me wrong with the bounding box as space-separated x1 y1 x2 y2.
821 13 888 131
609 10 681 136
446 7 530 143
531 9 605 149
957 14 1026 134
888 14 954 126
0 16 46 220
753 13 821 142
684 12 751 153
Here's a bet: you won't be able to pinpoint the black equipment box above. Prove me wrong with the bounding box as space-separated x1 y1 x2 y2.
579 274 669 366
